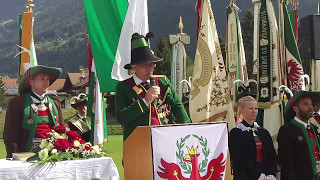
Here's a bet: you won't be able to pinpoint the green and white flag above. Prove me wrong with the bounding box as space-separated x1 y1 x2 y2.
111 0 149 81
87 42 108 147
83 0 127 92
87 60 108 147
84 0 148 92
289 4 298 42
282 1 304 91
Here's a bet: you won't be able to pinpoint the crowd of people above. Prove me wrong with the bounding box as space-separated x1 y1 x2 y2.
3 33 191 159
116 33 320 180
230 90 320 180
3 32 320 180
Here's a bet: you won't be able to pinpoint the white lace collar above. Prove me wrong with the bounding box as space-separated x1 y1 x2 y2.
236 121 260 132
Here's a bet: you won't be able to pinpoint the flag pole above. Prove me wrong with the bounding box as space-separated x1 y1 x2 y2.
25 0 35 12
178 16 186 35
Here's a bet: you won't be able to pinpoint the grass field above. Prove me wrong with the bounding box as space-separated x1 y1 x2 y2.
0 135 124 179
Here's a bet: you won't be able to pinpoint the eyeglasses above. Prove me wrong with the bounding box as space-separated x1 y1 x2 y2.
137 63 156 69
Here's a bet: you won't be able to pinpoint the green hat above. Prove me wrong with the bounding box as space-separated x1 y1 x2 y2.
18 65 62 94
124 33 162 69
284 91 320 122
70 93 88 109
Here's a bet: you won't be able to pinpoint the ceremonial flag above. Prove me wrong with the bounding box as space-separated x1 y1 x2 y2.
190 0 235 130
17 12 38 77
279 0 287 86
282 1 304 91
255 0 282 138
289 4 298 42
111 0 149 81
226 2 248 108
252 1 260 74
256 0 281 106
83 0 127 92
83 0 148 92
87 41 108 147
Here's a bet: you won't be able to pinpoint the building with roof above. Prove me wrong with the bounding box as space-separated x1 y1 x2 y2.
60 72 89 95
2 72 90 109
2 78 72 108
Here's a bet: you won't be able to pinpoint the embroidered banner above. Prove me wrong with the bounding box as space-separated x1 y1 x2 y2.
257 0 271 103
190 0 235 130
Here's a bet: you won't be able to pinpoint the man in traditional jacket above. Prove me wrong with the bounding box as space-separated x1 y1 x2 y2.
3 65 64 158
68 93 91 142
115 33 191 141
278 91 320 180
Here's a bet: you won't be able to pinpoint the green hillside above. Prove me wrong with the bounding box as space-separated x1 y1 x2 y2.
0 0 88 77
2 0 316 78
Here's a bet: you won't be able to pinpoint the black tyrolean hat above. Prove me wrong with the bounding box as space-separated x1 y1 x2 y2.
124 33 162 69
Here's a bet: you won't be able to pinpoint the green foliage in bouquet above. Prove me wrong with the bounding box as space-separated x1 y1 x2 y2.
27 125 105 164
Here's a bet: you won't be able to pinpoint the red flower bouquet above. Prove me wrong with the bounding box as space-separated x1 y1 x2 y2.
27 125 104 164
54 139 70 151
53 125 66 134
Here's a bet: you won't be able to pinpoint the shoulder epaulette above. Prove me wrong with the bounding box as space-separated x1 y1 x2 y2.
69 116 79 123
152 75 168 83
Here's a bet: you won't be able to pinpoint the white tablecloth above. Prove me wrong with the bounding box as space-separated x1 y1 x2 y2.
0 157 119 180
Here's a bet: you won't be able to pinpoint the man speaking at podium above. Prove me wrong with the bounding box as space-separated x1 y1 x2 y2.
115 33 191 141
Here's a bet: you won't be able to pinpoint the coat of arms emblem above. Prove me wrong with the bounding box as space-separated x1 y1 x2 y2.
157 134 226 180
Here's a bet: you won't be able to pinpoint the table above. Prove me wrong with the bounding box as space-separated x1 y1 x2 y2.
0 157 119 180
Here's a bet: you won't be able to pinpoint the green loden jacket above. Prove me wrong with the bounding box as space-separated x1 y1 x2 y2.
3 93 63 158
115 75 191 141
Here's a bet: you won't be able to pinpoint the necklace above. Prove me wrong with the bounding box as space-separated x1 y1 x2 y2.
30 91 48 111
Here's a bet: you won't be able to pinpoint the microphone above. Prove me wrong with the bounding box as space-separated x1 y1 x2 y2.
150 77 157 104
150 77 155 87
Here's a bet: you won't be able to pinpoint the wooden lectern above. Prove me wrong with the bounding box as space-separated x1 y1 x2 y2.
123 123 232 180
123 126 153 180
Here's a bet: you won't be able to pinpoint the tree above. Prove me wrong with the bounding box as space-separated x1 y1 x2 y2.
153 35 172 78
241 9 255 79
186 56 194 80
79 65 88 73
